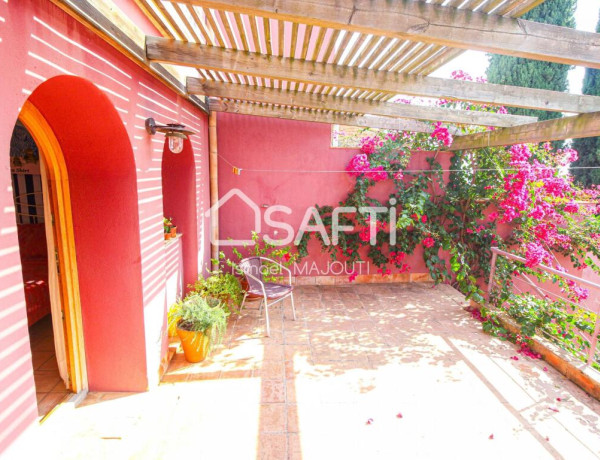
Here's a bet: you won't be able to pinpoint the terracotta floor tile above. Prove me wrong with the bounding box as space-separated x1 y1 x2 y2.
259 403 286 432
254 360 285 379
261 379 286 403
286 404 299 433
257 433 287 459
11 284 600 460
285 380 297 403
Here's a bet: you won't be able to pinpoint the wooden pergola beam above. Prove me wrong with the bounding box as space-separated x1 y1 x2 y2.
188 78 537 127
208 98 454 133
146 36 600 114
50 0 208 112
450 112 600 150
169 0 600 68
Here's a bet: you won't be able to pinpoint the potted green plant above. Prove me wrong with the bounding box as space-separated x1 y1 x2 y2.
190 266 244 313
171 294 228 363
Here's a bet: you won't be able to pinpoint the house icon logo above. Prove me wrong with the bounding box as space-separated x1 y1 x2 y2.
205 188 261 246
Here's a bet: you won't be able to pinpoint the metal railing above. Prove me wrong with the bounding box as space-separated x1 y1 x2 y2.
488 247 600 366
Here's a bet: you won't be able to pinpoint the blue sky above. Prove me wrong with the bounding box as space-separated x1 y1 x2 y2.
432 0 600 95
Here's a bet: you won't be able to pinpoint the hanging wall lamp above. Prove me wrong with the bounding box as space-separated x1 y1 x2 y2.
145 118 195 154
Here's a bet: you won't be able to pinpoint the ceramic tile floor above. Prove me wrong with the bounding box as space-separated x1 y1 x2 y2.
6 283 600 460
29 315 70 417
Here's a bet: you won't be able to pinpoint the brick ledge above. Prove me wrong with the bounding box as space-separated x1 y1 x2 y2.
472 302 600 401
290 273 432 285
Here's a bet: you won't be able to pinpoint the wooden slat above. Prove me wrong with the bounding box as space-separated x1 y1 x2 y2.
309 26 327 61
147 0 187 40
301 24 313 60
262 16 272 55
188 77 538 127
173 3 202 42
49 0 207 112
208 98 444 133
449 112 600 150
322 28 341 63
203 7 226 47
290 21 299 57
133 0 172 38
146 36 600 113
248 14 261 52
233 12 250 50
361 36 394 68
168 0 600 68
189 6 216 45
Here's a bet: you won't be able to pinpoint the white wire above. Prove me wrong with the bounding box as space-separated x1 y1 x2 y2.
219 154 600 175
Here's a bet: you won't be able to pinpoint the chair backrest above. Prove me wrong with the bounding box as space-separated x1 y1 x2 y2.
239 257 263 291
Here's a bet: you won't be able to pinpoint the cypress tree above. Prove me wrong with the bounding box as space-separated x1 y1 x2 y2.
486 0 576 121
571 11 600 187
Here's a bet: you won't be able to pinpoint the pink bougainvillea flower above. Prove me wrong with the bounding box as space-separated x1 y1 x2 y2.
282 253 291 262
359 136 378 155
422 237 435 248
366 418 374 425
348 272 358 283
396 413 403 419
488 434 494 440
543 367 548 372
394 170 404 181
556 397 562 402
451 70 473 81
560 147 579 164
346 153 370 177
421 215 428 223
563 201 579 214
509 144 532 163
431 122 453 147
524 242 551 268
487 212 498 222
365 165 388 182
377 267 391 276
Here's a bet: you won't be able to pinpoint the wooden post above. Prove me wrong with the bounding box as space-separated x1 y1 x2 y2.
209 110 219 271
487 250 498 300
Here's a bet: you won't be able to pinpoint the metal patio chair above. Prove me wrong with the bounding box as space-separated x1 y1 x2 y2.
238 256 296 337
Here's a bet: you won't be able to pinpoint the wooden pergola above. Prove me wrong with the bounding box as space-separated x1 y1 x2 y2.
52 0 600 150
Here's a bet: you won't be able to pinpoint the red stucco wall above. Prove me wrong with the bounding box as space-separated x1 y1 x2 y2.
162 139 200 293
0 0 210 452
216 112 452 278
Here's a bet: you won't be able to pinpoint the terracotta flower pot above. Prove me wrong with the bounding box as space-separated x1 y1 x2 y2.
165 232 172 240
177 327 210 363
170 226 177 237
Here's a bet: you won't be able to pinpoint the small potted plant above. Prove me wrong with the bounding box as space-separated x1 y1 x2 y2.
190 268 244 314
164 217 173 240
171 294 228 363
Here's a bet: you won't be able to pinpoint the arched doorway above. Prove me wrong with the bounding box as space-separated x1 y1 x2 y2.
15 76 148 393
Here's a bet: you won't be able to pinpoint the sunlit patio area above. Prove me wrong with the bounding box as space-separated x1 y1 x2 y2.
6 283 600 459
